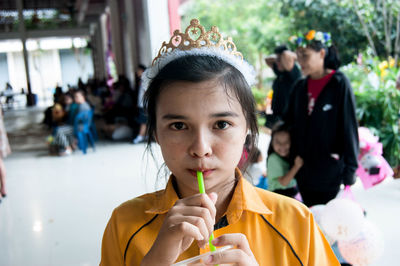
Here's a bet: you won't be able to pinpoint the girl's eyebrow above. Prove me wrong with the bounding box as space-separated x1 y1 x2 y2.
162 114 187 120
211 111 239 118
161 112 239 120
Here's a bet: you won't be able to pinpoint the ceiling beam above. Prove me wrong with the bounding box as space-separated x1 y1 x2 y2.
0 27 90 40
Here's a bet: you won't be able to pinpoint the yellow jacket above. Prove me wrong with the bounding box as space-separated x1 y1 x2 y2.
101 171 339 265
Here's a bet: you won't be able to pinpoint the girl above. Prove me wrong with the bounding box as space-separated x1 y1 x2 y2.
285 30 359 206
267 121 303 198
100 19 339 265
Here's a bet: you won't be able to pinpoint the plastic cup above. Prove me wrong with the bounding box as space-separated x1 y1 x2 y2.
171 245 233 266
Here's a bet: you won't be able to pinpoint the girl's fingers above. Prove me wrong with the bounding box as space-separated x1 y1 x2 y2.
167 216 210 247
168 220 203 242
204 249 256 266
170 206 215 235
204 234 259 266
212 233 254 258
175 193 217 221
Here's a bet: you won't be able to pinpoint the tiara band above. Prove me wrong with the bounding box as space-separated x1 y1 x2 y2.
141 19 256 90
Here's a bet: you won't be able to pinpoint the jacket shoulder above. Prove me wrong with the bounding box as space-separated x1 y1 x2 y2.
254 187 311 219
111 191 162 235
331 70 352 88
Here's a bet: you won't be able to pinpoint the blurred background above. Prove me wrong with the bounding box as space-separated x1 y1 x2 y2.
0 0 399 265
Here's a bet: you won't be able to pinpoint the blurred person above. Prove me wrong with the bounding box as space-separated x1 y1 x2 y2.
284 30 359 207
43 86 66 129
0 107 11 202
53 85 63 104
101 76 135 140
244 146 266 186
265 45 301 127
267 121 302 198
4 82 14 109
51 90 91 155
132 65 148 144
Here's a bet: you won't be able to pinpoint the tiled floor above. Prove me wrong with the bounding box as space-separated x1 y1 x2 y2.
0 107 398 265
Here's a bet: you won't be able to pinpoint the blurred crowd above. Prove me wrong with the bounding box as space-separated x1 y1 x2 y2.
43 65 148 156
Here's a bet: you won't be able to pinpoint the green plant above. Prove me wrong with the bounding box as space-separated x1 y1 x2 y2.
343 56 400 167
251 87 268 107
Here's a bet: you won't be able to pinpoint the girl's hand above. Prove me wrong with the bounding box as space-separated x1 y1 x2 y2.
204 233 259 266
294 156 304 168
141 193 218 266
280 50 297 71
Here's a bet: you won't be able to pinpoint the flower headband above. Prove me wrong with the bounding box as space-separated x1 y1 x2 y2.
288 30 332 49
141 19 256 90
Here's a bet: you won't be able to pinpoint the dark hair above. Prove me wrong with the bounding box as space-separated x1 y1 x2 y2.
138 64 147 71
143 55 258 172
249 147 262 164
72 89 85 97
267 120 291 157
308 41 341 70
274 45 288 55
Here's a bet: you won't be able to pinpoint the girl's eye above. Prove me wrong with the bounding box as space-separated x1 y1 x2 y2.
170 122 186 130
215 121 230 130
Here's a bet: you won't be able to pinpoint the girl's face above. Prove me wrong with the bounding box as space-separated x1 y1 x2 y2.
155 80 248 196
63 95 73 105
272 131 290 158
74 92 85 104
296 47 325 77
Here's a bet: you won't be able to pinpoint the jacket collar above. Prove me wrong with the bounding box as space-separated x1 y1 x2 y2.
145 168 272 225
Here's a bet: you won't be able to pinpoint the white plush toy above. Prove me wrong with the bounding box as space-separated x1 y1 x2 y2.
338 220 384 266
320 198 364 241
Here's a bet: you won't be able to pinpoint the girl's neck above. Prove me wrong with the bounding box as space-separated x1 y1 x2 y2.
213 179 236 221
309 68 332 80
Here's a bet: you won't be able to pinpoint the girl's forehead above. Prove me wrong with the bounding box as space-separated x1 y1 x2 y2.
297 47 311 54
156 80 243 114
274 131 290 139
159 80 236 101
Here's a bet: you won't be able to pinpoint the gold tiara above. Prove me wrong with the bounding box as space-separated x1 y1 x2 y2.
152 19 243 65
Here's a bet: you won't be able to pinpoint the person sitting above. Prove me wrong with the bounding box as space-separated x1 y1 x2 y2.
50 90 92 155
101 76 136 140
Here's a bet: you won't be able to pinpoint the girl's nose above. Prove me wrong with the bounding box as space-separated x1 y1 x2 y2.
189 129 212 158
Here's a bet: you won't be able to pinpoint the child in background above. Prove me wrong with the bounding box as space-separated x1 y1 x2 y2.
244 147 266 185
267 121 303 197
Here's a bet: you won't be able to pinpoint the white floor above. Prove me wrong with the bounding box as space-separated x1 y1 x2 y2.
0 107 398 266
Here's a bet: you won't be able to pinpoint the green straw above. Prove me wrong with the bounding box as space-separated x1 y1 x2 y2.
196 171 217 252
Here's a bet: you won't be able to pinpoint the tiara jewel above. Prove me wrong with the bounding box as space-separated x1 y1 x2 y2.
152 19 243 65
142 19 256 89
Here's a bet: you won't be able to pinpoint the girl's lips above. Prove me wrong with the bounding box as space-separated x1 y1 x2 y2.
189 169 214 178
